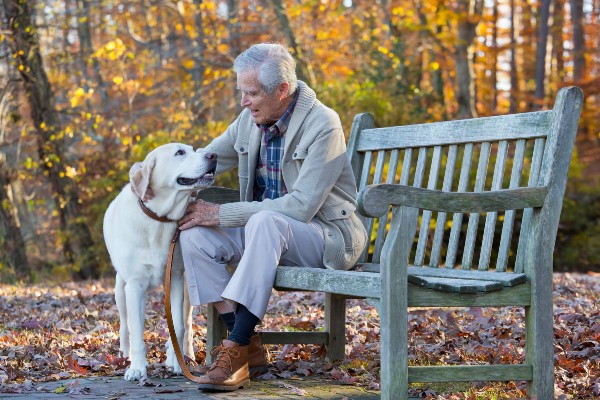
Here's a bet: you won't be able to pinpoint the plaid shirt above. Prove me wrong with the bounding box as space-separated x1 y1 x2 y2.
254 90 299 201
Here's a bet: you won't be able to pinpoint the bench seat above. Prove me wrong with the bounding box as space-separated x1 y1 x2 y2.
275 265 526 295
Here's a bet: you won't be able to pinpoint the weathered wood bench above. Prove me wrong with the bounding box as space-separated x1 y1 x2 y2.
200 86 583 399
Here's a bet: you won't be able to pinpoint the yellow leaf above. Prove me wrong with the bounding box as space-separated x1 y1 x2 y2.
430 62 440 71
183 59 195 69
112 76 123 85
74 87 85 97
377 46 389 55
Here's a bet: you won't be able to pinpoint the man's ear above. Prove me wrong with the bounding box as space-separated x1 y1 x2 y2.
129 157 156 201
279 82 290 100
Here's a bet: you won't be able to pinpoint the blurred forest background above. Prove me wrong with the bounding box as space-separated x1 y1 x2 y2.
0 0 599 282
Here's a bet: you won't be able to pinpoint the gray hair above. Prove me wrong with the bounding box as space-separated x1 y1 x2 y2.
233 43 298 96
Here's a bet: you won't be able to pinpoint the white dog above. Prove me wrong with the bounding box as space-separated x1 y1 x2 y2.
103 143 217 381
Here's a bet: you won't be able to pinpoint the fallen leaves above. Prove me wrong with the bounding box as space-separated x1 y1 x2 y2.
0 273 598 398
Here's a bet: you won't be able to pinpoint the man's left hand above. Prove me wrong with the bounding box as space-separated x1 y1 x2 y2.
178 199 220 229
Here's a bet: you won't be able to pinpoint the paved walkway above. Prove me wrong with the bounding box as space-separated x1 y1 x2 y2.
0 376 380 399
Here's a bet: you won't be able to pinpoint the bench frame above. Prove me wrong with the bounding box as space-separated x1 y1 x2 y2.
202 86 583 399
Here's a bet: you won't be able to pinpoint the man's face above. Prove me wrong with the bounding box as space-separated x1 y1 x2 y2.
237 70 289 125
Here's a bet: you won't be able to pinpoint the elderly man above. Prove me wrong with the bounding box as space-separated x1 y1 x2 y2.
178 43 367 391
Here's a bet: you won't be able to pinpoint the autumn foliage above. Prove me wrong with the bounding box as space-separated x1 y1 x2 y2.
0 273 598 397
0 0 599 280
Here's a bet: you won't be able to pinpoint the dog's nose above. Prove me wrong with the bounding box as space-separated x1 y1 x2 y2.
205 152 217 161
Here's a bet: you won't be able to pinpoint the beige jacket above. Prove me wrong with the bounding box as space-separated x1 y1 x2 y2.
206 82 367 270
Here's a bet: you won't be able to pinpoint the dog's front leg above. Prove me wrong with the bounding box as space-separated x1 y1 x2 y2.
123 280 148 381
165 268 186 373
183 280 194 360
115 274 130 358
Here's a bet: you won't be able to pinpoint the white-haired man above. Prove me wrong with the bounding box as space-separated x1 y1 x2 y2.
178 43 367 391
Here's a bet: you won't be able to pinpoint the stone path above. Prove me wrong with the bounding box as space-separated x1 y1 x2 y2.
0 376 380 399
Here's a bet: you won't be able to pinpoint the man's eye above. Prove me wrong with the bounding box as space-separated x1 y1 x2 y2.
175 149 185 156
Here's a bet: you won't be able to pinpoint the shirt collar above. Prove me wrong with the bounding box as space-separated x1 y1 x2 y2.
258 88 300 138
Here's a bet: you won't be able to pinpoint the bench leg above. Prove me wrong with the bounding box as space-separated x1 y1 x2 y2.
380 206 415 400
206 304 227 363
324 293 346 362
525 267 554 399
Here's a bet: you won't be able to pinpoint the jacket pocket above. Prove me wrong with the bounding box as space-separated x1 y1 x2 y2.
322 202 367 252
292 146 308 161
234 140 249 178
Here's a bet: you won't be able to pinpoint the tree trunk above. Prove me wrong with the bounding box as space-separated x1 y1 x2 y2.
534 0 551 109
0 159 29 281
268 0 316 87
491 0 499 113
521 1 536 109
75 0 108 106
569 0 585 82
454 0 484 119
191 0 208 122
509 0 518 113
552 0 565 80
3 0 97 279
227 0 242 113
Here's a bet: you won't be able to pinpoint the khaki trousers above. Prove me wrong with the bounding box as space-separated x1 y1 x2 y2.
180 210 325 319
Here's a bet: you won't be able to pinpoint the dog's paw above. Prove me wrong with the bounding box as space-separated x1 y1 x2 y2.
165 347 183 374
123 365 147 381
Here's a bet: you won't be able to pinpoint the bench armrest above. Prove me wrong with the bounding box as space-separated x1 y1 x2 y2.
357 184 548 218
195 186 240 204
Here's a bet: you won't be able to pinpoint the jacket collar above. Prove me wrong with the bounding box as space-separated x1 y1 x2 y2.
283 81 317 156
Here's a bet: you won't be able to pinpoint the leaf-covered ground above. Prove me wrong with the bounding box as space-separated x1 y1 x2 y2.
0 273 598 398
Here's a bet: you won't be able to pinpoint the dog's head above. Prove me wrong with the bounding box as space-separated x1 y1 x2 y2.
129 143 217 201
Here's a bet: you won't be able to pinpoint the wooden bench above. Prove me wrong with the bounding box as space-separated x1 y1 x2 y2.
200 86 583 399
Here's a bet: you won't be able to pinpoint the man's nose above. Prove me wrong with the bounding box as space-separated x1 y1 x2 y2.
240 94 250 107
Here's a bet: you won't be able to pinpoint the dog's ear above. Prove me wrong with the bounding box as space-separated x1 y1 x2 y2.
129 158 156 201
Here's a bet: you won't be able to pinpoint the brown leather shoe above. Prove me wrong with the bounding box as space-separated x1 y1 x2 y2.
196 339 250 391
193 334 268 378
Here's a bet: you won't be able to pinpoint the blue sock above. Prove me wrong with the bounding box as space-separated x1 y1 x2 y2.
228 304 260 346
220 312 236 332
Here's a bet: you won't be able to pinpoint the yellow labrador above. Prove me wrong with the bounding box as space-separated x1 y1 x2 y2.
103 143 216 381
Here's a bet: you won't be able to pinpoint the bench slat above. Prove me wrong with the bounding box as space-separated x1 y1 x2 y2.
408 364 533 383
372 149 400 263
446 144 474 268
515 137 546 273
497 139 527 271
408 276 504 293
358 150 374 262
415 146 442 265
359 264 526 285
274 267 381 298
356 111 552 151
431 145 458 266
479 141 509 270
462 142 491 268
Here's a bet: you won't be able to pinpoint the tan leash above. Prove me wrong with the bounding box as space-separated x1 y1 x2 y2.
164 229 204 383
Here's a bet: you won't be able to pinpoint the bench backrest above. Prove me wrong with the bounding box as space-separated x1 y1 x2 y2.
348 87 583 274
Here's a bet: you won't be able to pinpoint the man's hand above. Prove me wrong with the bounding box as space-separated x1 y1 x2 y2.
178 199 220 230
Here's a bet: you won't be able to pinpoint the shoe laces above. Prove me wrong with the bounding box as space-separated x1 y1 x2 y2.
208 343 241 376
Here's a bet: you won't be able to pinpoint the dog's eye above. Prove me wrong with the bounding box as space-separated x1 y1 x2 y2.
175 149 185 156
